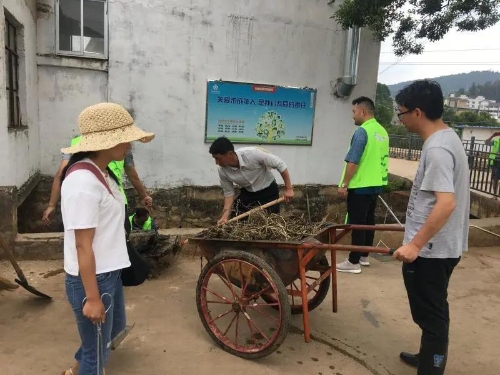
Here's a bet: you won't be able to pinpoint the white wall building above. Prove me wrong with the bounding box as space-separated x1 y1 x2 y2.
467 96 496 110
1 0 382 235
0 0 39 188
446 93 498 112
459 125 500 142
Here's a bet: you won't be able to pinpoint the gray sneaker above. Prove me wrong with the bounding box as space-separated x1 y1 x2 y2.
336 259 361 274
359 256 370 267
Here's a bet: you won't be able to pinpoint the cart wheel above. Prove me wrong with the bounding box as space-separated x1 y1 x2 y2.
196 250 291 359
262 256 331 315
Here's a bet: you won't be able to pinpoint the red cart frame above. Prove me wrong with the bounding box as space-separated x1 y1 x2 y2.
189 223 404 358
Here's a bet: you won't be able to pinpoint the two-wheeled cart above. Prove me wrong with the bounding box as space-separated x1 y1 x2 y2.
188 224 404 359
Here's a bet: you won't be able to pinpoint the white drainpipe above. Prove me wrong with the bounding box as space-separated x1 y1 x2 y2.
333 26 360 99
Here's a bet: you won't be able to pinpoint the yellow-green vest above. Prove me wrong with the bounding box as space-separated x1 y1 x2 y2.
340 118 389 189
70 136 128 204
129 214 152 231
489 138 499 166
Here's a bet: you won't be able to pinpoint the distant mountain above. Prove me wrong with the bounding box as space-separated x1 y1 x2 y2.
386 71 500 98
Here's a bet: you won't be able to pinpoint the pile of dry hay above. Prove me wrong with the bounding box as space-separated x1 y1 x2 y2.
201 210 327 242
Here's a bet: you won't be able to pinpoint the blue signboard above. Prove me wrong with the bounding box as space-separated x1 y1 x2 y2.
205 80 316 145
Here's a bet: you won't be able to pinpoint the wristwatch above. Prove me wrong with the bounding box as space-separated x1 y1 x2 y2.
340 183 347 188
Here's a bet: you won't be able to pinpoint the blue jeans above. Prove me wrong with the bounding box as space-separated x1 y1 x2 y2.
65 270 126 375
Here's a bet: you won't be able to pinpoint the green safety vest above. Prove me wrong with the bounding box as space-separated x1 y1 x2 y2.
129 214 152 231
489 138 499 166
340 118 389 189
70 136 128 204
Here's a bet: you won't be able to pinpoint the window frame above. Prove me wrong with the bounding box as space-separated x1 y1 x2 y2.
55 0 108 59
5 16 21 128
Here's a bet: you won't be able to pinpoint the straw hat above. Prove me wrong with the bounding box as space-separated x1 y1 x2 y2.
61 103 155 154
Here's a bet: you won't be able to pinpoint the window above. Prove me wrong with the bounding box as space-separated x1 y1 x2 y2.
4 17 20 128
56 0 108 58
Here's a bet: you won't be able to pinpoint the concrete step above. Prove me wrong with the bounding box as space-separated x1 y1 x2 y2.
2 219 499 260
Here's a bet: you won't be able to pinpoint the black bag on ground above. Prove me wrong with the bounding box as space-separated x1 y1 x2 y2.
121 239 152 287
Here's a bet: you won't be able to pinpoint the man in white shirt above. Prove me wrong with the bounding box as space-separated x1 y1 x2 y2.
209 137 294 225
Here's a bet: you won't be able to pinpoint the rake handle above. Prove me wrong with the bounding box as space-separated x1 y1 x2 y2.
181 197 286 246
0 233 27 283
223 197 285 225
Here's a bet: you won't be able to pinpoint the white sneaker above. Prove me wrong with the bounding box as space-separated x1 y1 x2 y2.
336 259 361 274
359 256 370 267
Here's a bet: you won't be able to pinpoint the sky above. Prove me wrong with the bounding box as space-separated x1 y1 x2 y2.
378 23 500 85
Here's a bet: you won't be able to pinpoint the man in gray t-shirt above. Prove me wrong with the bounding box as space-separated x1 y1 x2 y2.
404 128 470 258
393 80 470 375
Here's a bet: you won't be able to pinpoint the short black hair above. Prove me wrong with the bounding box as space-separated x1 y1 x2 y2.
209 137 234 155
395 80 444 120
352 96 375 113
135 207 149 219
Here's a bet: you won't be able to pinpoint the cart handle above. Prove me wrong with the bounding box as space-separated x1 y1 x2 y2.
298 242 397 256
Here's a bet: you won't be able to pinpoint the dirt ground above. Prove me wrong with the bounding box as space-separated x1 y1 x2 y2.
1 247 500 375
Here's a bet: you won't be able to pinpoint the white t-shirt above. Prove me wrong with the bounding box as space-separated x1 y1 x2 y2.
61 159 130 276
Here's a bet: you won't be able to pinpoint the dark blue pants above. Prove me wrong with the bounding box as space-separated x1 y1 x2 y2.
65 270 126 374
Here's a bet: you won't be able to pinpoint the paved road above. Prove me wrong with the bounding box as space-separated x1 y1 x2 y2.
1 247 500 375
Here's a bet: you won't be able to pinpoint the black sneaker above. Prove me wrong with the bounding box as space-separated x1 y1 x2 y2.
400 352 419 368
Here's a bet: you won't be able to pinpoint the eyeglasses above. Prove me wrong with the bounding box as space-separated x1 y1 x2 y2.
397 109 414 119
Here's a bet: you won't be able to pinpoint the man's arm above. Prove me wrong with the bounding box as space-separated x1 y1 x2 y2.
394 147 456 262
394 192 456 262
410 192 456 249
218 196 235 225
42 159 69 225
484 132 500 145
341 163 358 187
123 150 152 207
279 169 294 202
124 165 152 207
338 127 367 197
218 170 235 225
252 148 294 201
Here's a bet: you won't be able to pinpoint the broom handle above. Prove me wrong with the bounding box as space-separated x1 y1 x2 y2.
223 197 285 225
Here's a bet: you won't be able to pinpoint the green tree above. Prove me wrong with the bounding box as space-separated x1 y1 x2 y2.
452 110 499 127
375 83 394 127
454 80 500 101
442 107 457 125
385 124 409 135
469 82 478 97
334 0 500 56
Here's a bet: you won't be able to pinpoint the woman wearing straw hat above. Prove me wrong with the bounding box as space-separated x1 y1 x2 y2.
59 103 154 375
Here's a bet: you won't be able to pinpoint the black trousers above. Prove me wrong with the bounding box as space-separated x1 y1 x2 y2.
347 190 378 264
403 256 460 374
233 180 280 217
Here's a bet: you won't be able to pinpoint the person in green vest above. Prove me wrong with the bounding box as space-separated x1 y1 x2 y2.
129 207 156 232
42 135 153 227
336 96 389 274
485 132 500 196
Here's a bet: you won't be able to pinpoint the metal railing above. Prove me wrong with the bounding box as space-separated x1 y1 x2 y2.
389 135 424 160
465 138 499 197
389 135 499 197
